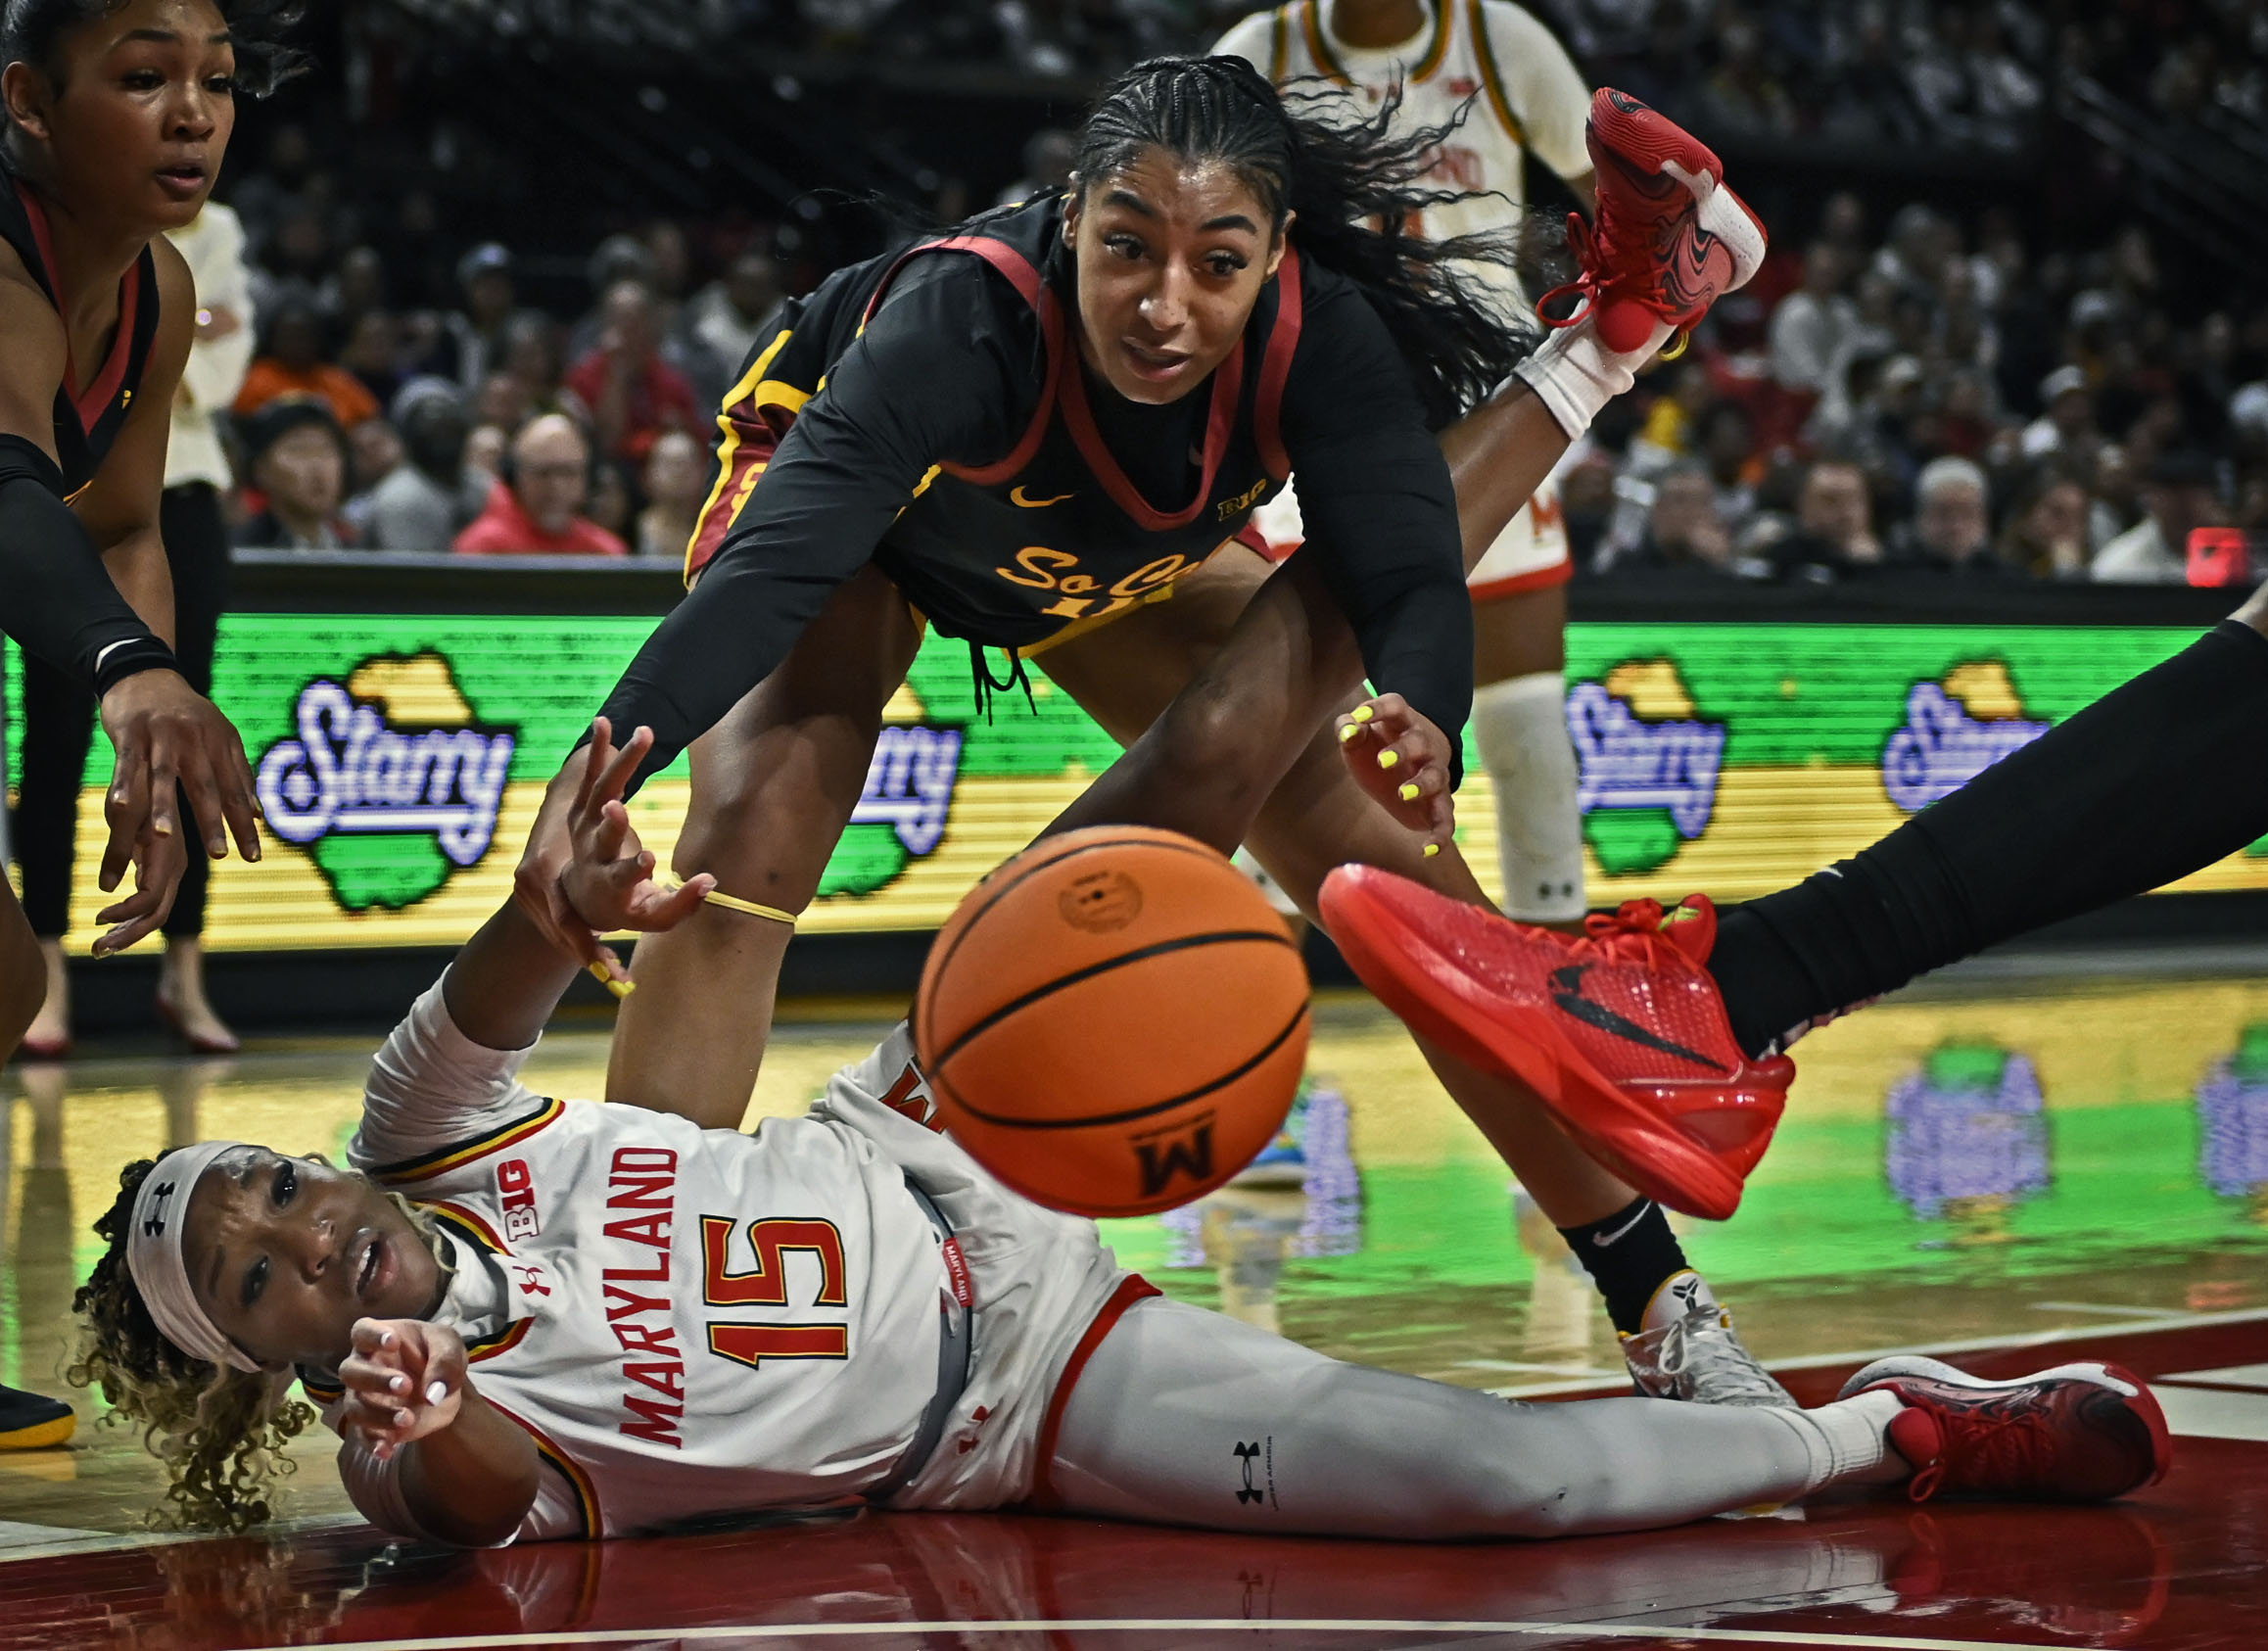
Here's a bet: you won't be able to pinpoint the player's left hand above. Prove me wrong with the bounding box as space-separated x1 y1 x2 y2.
559 718 714 978
338 1318 469 1459
1335 693 1455 854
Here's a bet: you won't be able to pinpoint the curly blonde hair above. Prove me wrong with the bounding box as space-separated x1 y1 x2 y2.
70 1151 449 1533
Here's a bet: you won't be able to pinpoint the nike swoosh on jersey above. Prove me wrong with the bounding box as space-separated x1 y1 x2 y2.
1010 486 1073 507
1548 963 1727 1071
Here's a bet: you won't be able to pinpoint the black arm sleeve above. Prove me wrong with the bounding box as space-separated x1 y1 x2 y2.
1278 285 1474 782
595 264 1035 786
0 436 176 694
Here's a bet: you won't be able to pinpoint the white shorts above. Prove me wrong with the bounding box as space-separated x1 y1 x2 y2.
1239 475 1572 603
810 1028 1143 1513
1465 473 1572 603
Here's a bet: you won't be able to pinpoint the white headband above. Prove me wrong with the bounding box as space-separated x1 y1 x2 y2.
126 1141 261 1375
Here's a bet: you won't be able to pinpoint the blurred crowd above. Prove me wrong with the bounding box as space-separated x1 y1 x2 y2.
1566 190 2268 588
198 0 2268 582
201 138 786 560
1553 0 2268 149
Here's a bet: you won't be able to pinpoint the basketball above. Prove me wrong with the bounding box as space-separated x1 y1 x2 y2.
914 826 1311 1217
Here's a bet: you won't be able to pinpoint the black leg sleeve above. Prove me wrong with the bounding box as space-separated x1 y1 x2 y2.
16 651 95 940
1711 620 2268 1056
159 484 230 942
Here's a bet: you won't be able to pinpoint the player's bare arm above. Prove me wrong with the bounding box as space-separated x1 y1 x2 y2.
336 1318 539 1547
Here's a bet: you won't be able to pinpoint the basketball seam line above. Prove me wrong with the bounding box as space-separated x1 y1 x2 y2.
929 925 1299 1071
919 834 1250 1029
943 998 1310 1131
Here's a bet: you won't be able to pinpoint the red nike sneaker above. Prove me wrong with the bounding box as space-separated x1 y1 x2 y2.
1843 1355 2173 1504
1318 866 1790 1219
1539 87 1769 355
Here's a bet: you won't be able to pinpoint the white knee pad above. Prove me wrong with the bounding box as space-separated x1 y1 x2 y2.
1473 672 1586 921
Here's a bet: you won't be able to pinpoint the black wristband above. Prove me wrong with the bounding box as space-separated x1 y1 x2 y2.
91 635 182 697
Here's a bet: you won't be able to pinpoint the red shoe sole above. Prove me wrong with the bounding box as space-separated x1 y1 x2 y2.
1588 88 1723 186
1320 869 1747 1219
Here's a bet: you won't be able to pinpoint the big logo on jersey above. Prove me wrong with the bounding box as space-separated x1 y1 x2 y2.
255 651 518 912
1566 659 1726 876
1880 661 2049 814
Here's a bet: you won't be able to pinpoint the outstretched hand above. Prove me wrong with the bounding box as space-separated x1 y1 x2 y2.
556 718 714 988
337 1318 468 1459
93 669 263 954
1335 693 1455 852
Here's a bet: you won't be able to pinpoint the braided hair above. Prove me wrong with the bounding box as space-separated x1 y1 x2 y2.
1074 55 1534 430
71 1150 449 1532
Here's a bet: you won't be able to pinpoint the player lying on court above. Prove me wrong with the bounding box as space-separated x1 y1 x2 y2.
512 62 1788 1404
1316 587 2268 1224
71 720 2170 1546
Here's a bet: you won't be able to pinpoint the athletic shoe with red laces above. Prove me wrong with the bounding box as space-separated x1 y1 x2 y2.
1842 1355 2172 1504
1317 866 1791 1219
1538 88 1769 356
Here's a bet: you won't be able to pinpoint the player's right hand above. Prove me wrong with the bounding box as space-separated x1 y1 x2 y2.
1335 693 1456 853
559 718 714 949
94 669 262 955
338 1318 469 1459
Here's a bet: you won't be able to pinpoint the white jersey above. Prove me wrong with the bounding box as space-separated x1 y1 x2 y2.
325 984 1129 1540
1214 0 1592 325
1220 0 1587 594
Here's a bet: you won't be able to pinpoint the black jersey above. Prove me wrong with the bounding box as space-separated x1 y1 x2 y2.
615 194 1470 782
0 163 161 500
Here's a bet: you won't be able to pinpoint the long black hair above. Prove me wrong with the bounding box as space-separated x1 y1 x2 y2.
3 0 309 102
1075 55 1535 431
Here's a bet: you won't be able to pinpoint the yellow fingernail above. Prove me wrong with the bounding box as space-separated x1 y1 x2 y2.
1351 705 1374 724
1423 842 1441 858
1338 723 1359 743
610 977 637 999
1378 750 1398 770
1398 781 1419 801
154 819 173 835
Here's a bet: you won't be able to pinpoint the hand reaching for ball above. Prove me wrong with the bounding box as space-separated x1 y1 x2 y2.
1335 694 1455 853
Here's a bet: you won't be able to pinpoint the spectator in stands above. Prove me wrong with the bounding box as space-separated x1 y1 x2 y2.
685 250 781 384
1770 243 1858 399
637 428 708 558
2094 448 2227 583
233 399 356 551
339 309 403 410
1999 468 2094 580
446 243 525 392
344 418 403 535
364 385 477 551
1776 457 1883 582
1619 464 1741 581
1892 456 2016 577
589 460 635 544
507 313 594 427
234 300 378 431
454 413 629 556
2041 367 2104 476
1697 401 1759 534
566 280 705 465
997 126 1077 206
464 422 509 490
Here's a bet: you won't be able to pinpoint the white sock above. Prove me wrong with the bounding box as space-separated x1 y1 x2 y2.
1508 314 1673 440
1473 672 1585 921
1769 1390 1909 1494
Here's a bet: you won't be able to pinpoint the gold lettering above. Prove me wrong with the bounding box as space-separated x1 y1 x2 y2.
1110 553 1189 598
996 545 1081 590
1215 479 1269 521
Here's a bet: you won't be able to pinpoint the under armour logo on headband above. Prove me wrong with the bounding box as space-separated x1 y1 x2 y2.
142 1181 178 1238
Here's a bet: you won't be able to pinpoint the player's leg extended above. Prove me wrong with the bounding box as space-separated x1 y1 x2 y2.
1326 590 2268 1220
606 564 922 1123
1043 1298 1854 1536
1472 582 1585 924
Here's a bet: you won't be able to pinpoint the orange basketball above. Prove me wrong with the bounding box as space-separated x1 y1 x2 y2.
915 826 1311 1217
